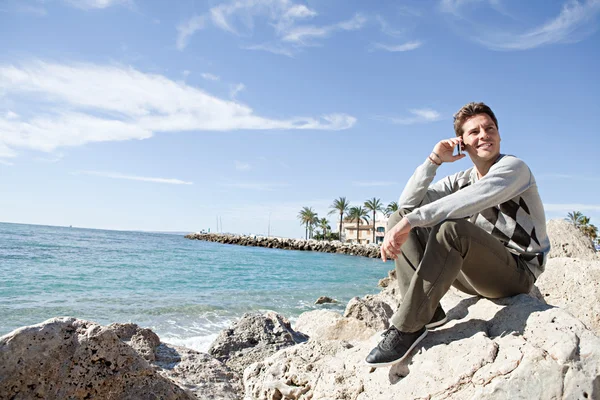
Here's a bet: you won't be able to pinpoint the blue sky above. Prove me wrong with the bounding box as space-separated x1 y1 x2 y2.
1 0 599 238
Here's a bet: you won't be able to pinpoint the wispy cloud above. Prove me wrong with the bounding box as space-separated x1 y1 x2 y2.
222 182 290 191
538 173 600 182
201 72 220 81
281 13 366 44
64 0 132 10
76 170 193 185
176 0 367 55
544 203 600 213
230 83 245 99
234 161 251 171
371 41 422 52
375 108 442 125
352 181 398 187
0 61 356 157
441 0 600 50
243 43 295 57
0 159 14 166
176 15 205 50
16 5 47 16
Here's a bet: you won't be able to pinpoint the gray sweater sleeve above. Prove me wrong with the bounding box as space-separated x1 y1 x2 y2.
404 155 531 228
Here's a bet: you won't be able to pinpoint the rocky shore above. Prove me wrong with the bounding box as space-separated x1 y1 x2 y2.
2 220 599 399
184 232 382 258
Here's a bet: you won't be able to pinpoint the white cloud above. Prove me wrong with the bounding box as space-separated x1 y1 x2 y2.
0 159 14 166
375 108 442 125
539 173 600 182
65 0 131 10
371 41 422 52
201 72 220 81
176 0 366 55
36 153 65 163
544 203 600 213
222 182 290 191
441 0 600 50
230 83 245 99
76 170 193 185
352 181 398 187
282 13 366 44
176 15 206 50
5 111 19 120
0 61 356 156
16 5 47 16
235 160 251 171
183 70 191 77
243 43 295 57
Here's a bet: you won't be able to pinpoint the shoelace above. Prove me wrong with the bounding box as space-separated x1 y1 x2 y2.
379 327 401 349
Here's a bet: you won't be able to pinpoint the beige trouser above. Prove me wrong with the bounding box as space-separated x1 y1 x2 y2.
388 209 535 332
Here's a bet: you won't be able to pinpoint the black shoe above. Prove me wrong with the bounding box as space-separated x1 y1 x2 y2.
425 306 448 329
365 325 427 368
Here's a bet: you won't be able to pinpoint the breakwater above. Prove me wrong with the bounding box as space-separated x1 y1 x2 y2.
184 233 381 258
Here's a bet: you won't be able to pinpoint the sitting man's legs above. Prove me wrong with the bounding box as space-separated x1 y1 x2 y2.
367 210 534 366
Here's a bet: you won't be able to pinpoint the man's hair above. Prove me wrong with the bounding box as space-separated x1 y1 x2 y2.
453 102 498 137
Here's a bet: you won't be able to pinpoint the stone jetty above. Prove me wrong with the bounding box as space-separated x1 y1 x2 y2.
184 232 382 258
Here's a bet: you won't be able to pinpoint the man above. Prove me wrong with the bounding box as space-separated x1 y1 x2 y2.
365 102 550 367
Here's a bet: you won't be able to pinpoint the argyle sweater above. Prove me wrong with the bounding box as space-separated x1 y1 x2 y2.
399 154 550 279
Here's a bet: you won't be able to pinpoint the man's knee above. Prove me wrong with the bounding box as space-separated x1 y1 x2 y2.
433 219 471 250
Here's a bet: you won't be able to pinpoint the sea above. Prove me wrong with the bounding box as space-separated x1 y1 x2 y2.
0 222 390 352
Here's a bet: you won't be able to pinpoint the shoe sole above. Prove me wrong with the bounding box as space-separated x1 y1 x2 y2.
425 315 448 329
364 329 428 368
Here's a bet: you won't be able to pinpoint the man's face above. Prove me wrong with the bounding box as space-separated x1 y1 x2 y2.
460 114 501 162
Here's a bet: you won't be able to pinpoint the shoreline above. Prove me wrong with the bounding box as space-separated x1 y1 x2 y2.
184 232 381 258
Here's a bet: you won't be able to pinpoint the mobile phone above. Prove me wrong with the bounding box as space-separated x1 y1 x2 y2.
456 142 462 156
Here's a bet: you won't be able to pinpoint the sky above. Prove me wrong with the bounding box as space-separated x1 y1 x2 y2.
1 0 599 239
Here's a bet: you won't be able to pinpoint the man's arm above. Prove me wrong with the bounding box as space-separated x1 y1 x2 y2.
405 156 532 228
398 137 467 211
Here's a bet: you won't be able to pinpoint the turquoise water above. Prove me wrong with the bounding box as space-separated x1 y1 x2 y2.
0 222 390 351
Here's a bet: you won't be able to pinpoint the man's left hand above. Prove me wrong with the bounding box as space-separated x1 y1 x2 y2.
381 217 412 262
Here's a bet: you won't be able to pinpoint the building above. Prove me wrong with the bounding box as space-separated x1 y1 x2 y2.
342 217 388 245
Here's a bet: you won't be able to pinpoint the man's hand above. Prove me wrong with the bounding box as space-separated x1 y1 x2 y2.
432 137 466 164
380 217 412 262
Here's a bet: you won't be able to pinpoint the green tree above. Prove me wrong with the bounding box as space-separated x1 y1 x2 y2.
297 206 317 240
318 217 331 240
328 197 350 242
385 201 399 217
566 211 584 227
565 211 598 242
346 206 370 243
309 213 319 239
364 197 383 244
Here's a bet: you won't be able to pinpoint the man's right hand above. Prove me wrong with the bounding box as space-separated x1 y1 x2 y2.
431 137 466 164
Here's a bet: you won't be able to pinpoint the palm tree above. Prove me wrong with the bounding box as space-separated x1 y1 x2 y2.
318 217 330 240
385 201 399 217
297 206 316 240
346 206 370 244
328 197 350 242
309 213 319 239
566 211 584 227
364 197 383 244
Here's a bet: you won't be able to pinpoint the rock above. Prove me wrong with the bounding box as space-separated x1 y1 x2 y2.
532 257 600 335
208 311 308 375
343 295 394 331
294 310 376 342
314 296 337 305
546 219 598 260
108 322 161 361
0 317 194 400
244 294 600 400
155 343 243 400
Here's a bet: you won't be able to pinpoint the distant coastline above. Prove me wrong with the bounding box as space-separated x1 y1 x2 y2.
184 232 381 258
